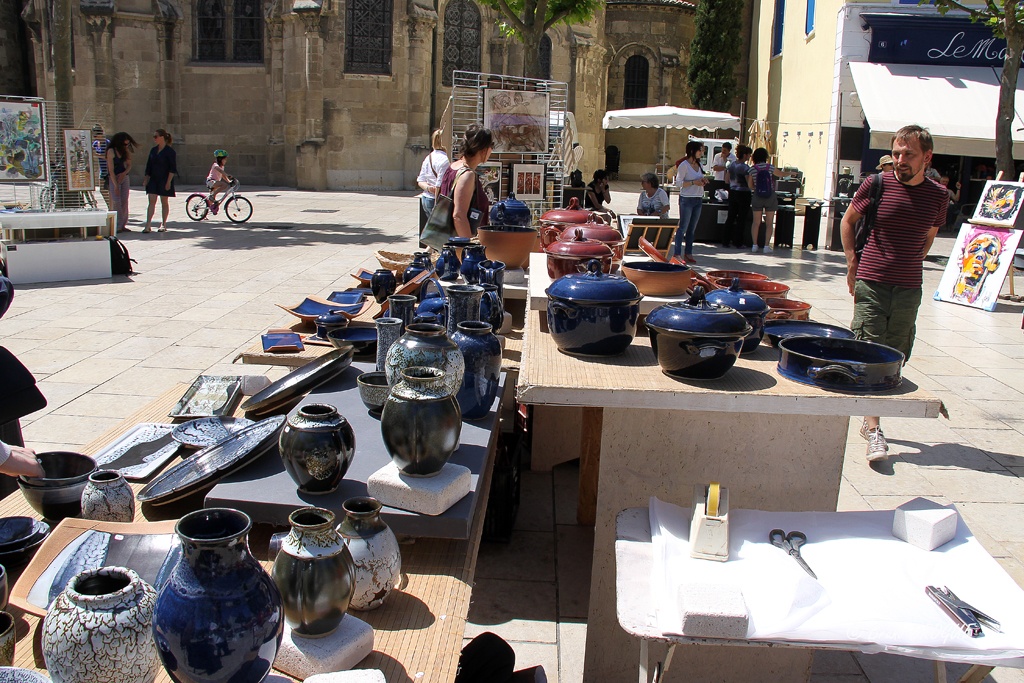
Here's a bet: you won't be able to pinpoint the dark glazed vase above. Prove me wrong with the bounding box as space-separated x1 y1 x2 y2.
152 508 283 683
445 284 483 338
451 321 502 420
278 403 355 495
383 322 465 395
479 284 504 333
460 244 487 284
380 367 462 477
338 497 402 611
271 507 355 638
370 269 397 304
435 245 462 282
402 252 432 284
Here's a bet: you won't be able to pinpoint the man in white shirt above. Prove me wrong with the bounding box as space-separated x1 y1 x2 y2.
711 142 737 182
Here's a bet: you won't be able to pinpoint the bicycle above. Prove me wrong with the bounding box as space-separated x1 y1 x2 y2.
185 178 253 223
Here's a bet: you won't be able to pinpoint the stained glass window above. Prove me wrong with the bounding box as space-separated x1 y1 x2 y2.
442 0 480 85
346 0 394 75
195 0 262 63
623 55 648 109
539 34 552 80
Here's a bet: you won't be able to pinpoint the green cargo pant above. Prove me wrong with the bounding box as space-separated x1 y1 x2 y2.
850 279 922 362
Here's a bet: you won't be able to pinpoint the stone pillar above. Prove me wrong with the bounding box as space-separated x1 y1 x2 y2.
83 12 115 127
570 31 606 180
155 9 182 151
487 29 508 77
294 6 326 190
267 16 287 186
405 1 437 188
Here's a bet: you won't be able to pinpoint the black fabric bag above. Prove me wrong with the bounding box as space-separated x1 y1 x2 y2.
0 347 46 425
107 236 136 275
421 167 472 251
854 172 885 258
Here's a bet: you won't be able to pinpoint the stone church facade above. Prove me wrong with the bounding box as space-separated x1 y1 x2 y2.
11 0 752 189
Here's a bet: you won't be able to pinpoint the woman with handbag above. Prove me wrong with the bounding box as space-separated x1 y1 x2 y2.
417 129 450 241
437 125 494 238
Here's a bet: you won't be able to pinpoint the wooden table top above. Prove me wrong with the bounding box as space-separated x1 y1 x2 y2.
2 383 489 682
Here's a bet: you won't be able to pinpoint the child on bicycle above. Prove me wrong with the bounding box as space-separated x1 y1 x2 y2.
206 150 232 214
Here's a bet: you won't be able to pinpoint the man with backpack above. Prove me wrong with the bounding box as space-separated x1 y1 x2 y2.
839 125 948 462
723 145 752 248
746 147 793 253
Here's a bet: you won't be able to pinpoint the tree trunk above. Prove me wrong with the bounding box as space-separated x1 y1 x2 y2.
997 7 1024 178
522 28 545 79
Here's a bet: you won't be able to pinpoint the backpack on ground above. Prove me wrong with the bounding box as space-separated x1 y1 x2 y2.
853 173 885 258
753 163 775 198
106 236 136 275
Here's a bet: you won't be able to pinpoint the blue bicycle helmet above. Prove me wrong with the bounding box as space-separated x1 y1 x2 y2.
214 149 228 158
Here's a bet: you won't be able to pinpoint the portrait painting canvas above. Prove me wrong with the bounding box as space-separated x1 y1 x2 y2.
63 128 95 191
0 98 47 182
483 90 550 154
475 162 503 204
970 180 1024 229
512 163 545 201
934 224 1024 311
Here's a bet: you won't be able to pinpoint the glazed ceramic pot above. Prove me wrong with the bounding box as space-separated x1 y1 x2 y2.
539 197 602 237
477 226 537 269
445 284 483 338
556 221 626 272
712 277 792 299
460 244 487 284
80 470 135 523
314 310 350 340
278 403 356 495
706 278 770 354
546 259 641 357
387 294 417 332
375 317 404 373
43 566 159 683
402 252 432 284
451 321 502 420
384 323 465 395
381 367 461 477
619 261 692 297
706 269 770 282
644 287 752 380
18 452 97 521
338 496 402 611
765 297 812 321
153 508 283 683
415 279 447 328
271 507 356 638
0 611 13 667
545 229 614 279
435 245 462 282
479 284 504 333
371 269 397 304
489 192 532 227
356 371 389 417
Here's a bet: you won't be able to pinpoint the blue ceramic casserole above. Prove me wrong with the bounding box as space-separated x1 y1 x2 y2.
545 259 641 357
705 277 770 354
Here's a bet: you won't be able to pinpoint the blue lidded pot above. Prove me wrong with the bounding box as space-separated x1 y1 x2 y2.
315 310 350 339
705 277 769 354
645 287 751 380
545 259 641 357
489 192 533 227
403 252 432 284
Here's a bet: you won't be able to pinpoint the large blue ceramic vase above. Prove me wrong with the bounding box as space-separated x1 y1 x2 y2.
451 321 502 419
153 508 283 683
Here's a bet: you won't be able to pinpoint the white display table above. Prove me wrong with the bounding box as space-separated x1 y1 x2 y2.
0 210 115 241
1 239 113 284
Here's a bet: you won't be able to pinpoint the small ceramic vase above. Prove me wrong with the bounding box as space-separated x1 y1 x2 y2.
477 259 506 300
278 403 356 495
0 610 14 666
435 244 462 282
375 317 404 373
384 322 464 395
381 366 462 477
43 566 159 683
80 470 135 523
451 321 502 420
479 283 504 333
460 244 487 284
445 284 483 338
387 294 417 332
370 269 397 304
271 507 356 638
402 252 432 284
338 497 402 611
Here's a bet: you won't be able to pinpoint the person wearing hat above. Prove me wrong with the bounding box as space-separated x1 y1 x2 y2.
205 149 233 214
876 155 894 172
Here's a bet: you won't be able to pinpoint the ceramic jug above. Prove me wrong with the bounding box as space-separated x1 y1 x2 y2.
435 244 462 282
445 284 483 338
403 252 432 284
460 244 487 284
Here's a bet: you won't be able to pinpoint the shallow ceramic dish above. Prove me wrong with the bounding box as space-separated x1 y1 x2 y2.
239 346 355 416
777 336 904 392
347 269 375 286
137 415 286 505
0 523 50 567
0 667 52 682
330 289 367 304
327 326 377 355
169 375 243 418
763 319 855 348
171 417 255 449
90 423 181 480
0 517 48 552
619 261 692 297
765 297 812 321
277 297 369 323
706 269 770 282
712 278 791 299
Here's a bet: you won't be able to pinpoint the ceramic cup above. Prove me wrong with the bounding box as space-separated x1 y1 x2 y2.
0 610 14 666
0 564 6 610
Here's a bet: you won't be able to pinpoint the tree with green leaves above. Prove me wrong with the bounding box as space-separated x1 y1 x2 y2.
929 0 1022 176
686 0 744 112
479 0 604 79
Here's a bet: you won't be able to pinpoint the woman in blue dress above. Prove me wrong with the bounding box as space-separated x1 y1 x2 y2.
143 129 177 233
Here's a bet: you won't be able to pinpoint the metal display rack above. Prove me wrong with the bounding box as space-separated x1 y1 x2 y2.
450 71 568 220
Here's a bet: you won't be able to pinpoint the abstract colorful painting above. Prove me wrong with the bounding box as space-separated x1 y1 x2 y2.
970 180 1024 229
63 128 94 191
934 224 1024 311
0 99 47 182
483 90 549 154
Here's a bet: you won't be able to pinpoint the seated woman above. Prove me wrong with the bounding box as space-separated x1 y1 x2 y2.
636 173 670 217
585 169 615 218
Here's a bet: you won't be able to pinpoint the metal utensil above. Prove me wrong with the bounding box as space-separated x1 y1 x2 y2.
768 529 817 579
926 585 1001 637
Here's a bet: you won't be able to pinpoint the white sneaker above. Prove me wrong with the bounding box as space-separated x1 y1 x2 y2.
763 245 774 254
859 418 871 441
751 245 760 253
865 427 889 462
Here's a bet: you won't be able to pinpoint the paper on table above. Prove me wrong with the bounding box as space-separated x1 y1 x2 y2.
649 497 1024 665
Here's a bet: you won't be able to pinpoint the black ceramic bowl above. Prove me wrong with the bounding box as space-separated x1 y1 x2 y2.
328 326 377 355
356 371 389 416
19 451 97 488
763 319 855 348
647 327 747 380
0 521 50 567
0 516 48 552
18 476 90 520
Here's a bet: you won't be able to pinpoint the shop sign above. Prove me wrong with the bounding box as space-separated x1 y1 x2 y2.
863 14 1018 67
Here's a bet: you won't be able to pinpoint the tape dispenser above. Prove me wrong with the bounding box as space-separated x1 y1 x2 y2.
690 481 730 561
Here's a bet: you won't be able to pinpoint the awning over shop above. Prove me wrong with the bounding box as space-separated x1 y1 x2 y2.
602 106 740 132
848 61 1024 157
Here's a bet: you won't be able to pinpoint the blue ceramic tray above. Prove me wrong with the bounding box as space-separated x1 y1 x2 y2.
262 332 304 352
277 297 368 322
327 290 366 305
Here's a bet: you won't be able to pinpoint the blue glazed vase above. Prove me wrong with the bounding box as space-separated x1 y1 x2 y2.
153 508 283 683
451 321 502 420
370 269 397 304
460 244 487 284
435 245 461 282
445 284 483 338
402 252 432 284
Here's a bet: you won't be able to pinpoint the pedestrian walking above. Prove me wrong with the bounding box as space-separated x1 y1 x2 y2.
417 129 450 242
747 147 793 253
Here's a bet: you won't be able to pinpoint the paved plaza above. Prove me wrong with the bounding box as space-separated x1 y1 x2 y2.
1 183 1024 682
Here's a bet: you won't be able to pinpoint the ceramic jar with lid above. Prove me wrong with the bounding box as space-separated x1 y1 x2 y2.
489 192 532 227
706 278 770 354
556 221 626 272
539 197 602 235
545 259 642 357
544 229 614 279
644 287 752 380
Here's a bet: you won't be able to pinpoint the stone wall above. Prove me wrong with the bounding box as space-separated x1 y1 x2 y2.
0 0 30 95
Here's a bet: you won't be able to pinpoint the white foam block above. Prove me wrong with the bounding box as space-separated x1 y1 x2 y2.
273 615 374 680
305 672 386 683
892 497 959 551
677 583 749 639
367 462 471 516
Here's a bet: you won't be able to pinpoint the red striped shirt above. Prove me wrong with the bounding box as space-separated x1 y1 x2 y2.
851 172 947 288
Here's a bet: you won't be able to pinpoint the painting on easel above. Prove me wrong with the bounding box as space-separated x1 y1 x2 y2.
970 180 1024 229
933 224 1024 311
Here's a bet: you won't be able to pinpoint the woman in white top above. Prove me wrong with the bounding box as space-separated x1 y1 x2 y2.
672 141 708 263
417 129 451 239
636 173 670 217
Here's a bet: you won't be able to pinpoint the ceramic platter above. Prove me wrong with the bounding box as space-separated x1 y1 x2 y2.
327 290 366 304
0 668 52 683
239 346 355 416
171 417 255 449
169 375 243 418
137 414 286 506
91 423 183 480
277 297 369 323
262 332 304 352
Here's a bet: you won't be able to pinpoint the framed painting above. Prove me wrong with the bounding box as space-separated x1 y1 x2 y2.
970 180 1024 229
483 89 550 154
0 98 47 182
476 162 503 204
933 224 1024 311
511 163 545 201
63 128 95 191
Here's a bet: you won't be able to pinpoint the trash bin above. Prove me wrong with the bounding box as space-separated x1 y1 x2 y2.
829 197 852 251
774 192 796 248
802 200 823 250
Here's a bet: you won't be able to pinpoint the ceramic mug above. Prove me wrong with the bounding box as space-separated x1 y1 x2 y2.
0 610 14 666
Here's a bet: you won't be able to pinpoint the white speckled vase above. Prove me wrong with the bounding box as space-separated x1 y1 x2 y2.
337 497 401 611
42 566 159 683
80 470 135 523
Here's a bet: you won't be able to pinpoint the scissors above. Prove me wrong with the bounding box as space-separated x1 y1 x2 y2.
768 529 817 580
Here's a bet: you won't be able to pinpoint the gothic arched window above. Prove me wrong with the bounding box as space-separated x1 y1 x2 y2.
196 0 227 61
346 0 394 75
539 34 552 80
195 0 262 62
623 54 649 109
442 0 480 86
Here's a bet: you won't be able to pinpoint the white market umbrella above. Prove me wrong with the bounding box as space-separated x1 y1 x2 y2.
603 105 741 166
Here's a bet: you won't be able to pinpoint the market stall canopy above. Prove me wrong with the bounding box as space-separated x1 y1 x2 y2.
602 106 741 132
848 61 1024 157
